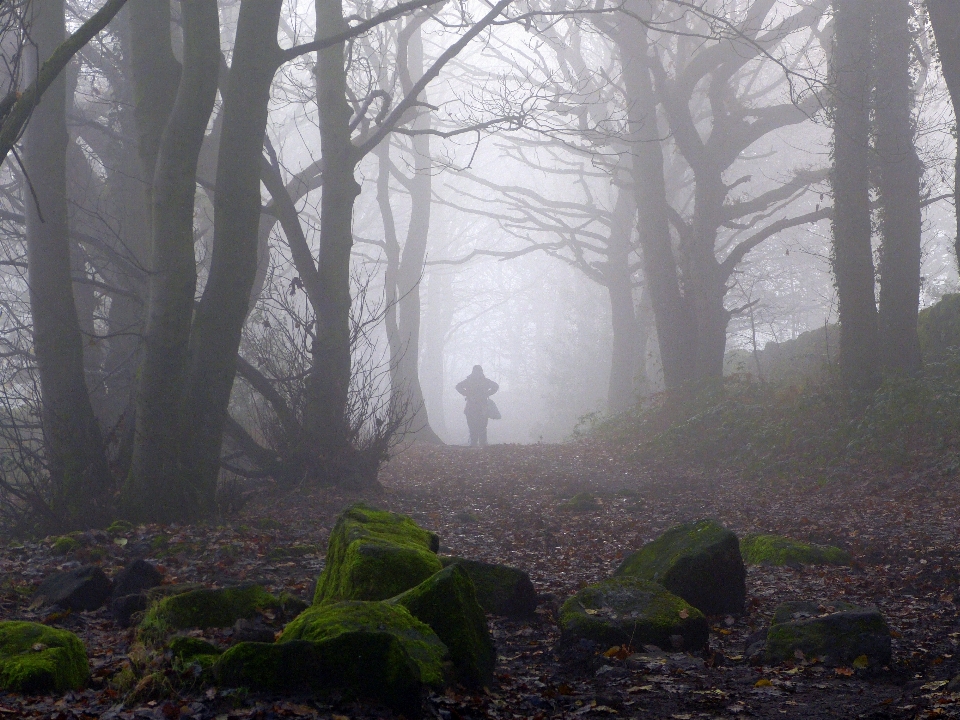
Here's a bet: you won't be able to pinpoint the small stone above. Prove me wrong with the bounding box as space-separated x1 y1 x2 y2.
232 618 276 644
111 593 148 628
764 600 892 666
33 565 112 611
111 559 163 600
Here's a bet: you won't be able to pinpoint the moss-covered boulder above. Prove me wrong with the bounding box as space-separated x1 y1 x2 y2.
615 519 745 615
440 557 538 618
140 584 282 638
217 601 446 714
741 534 851 567
391 564 494 688
313 504 442 604
764 600 892 667
559 577 708 652
0 621 89 693
169 636 221 672
557 493 600 513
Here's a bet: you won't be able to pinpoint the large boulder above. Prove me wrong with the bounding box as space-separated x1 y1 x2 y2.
112 559 164 599
440 557 538 618
615 519 745 615
0 621 89 693
764 600 892 667
139 584 283 640
559 577 708 653
391 564 495 688
33 565 112 611
216 601 446 715
313 504 442 604
741 534 851 567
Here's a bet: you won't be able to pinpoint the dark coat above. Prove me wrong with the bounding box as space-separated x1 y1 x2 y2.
456 373 499 419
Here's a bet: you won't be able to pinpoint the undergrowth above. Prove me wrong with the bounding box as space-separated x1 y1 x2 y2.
587 358 960 481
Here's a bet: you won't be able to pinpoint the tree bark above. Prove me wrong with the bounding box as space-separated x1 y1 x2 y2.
23 0 112 529
875 0 922 375
181 0 284 516
832 0 879 394
618 24 696 391
123 0 221 522
926 0 960 271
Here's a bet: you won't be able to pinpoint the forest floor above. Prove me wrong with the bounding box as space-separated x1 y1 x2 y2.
2 441 960 719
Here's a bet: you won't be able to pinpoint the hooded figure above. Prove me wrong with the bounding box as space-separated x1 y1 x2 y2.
455 365 499 446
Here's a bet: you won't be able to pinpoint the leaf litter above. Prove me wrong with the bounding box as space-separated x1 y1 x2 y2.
1 440 959 718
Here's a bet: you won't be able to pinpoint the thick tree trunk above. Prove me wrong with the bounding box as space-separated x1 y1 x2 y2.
619 26 696 391
605 188 642 414
123 0 221 522
926 0 960 272
181 0 284 516
307 0 362 469
875 0 922 375
24 0 112 529
832 0 878 395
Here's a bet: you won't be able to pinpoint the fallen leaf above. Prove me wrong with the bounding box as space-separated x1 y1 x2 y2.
754 678 772 687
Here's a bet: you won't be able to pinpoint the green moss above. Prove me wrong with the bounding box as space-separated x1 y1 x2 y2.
0 621 89 693
391 564 494 688
313 503 442 604
280 600 447 688
169 636 221 674
614 519 745 615
439 557 538 618
559 577 708 651
764 601 891 666
741 534 851 567
557 492 600 512
141 585 282 640
106 520 133 535
51 536 80 556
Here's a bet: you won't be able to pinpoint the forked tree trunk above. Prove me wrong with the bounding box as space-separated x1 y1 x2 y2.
832 0 879 395
23 0 112 529
875 0 922 375
124 0 221 522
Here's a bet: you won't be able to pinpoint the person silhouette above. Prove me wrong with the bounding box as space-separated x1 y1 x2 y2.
455 365 499 447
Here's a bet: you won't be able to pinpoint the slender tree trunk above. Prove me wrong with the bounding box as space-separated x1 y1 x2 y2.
377 142 403 400
123 0 221 522
619 25 696 390
308 0 362 470
181 0 284 515
926 0 960 272
394 24 442 443
24 0 112 529
605 187 642 413
832 0 879 395
421 269 454 438
875 0 922 375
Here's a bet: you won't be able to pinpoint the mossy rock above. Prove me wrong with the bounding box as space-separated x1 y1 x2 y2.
0 621 89 693
168 636 221 671
141 584 282 638
313 503 442 604
764 600 892 666
51 536 80 556
615 519 745 615
390 564 494 688
741 534 851 567
217 601 447 713
919 294 960 362
440 556 538 618
106 520 134 535
280 600 447 687
557 493 600 512
559 577 708 652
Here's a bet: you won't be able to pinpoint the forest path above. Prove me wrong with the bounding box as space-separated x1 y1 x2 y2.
2 442 959 718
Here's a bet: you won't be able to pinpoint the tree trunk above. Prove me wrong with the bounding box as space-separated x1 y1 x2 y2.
123 0 221 522
420 269 454 438
618 25 696 391
394 23 441 443
23 0 112 529
604 187 642 414
926 0 960 272
181 0 284 516
875 0 922 375
307 0 362 469
831 0 879 395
